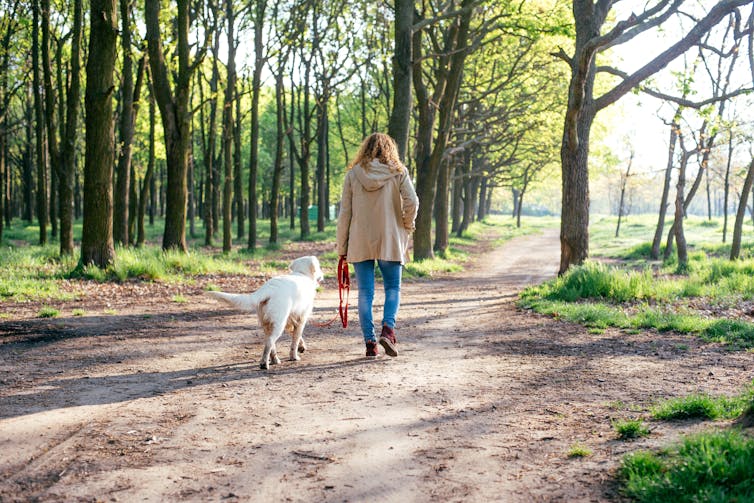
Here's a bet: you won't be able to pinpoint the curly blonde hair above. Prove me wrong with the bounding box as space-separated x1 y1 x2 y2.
348 133 403 172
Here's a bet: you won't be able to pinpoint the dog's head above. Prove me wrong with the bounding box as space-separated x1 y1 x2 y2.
290 256 324 284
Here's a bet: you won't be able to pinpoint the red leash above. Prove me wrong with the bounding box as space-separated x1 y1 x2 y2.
337 256 350 328
313 256 350 328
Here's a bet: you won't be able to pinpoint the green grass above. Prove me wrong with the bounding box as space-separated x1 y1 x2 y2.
567 443 592 458
652 388 754 421
590 214 754 260
614 419 651 440
620 430 754 502
519 251 754 349
37 307 60 318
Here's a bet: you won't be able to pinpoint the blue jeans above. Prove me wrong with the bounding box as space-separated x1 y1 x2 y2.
352 260 402 343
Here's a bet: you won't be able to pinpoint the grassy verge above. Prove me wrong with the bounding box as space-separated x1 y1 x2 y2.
518 256 754 348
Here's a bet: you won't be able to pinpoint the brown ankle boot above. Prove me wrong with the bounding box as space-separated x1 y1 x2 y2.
379 325 398 357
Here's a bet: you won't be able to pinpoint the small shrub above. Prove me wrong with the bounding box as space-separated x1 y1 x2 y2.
614 419 650 440
72 309 85 316
172 295 188 304
38 307 59 318
567 443 592 458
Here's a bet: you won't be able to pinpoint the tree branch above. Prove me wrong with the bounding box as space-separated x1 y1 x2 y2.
594 0 751 111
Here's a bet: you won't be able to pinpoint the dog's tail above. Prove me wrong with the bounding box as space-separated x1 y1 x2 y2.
207 290 260 311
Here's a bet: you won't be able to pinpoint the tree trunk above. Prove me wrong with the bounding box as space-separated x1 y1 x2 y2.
249 1 266 250
137 94 156 247
59 0 82 255
477 176 488 222
269 67 286 246
671 151 691 268
451 158 465 234
222 0 237 253
730 158 754 260
651 115 680 259
81 0 117 268
315 91 329 232
559 2 600 274
42 0 60 243
412 3 473 260
722 131 733 242
114 0 134 245
433 158 451 254
615 152 633 238
234 84 243 240
23 89 34 223
146 0 193 252
32 0 48 245
187 153 195 238
387 0 413 161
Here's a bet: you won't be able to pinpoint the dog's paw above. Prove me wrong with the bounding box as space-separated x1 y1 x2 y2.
289 353 301 362
297 342 306 353
259 362 269 370
270 355 281 365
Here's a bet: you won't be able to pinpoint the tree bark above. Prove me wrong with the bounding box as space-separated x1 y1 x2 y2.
59 0 82 255
41 0 61 242
222 0 237 253
113 0 134 245
137 93 156 247
722 131 733 242
81 0 117 267
730 158 754 260
387 0 413 161
233 84 243 240
651 113 680 259
269 66 286 246
249 0 266 250
433 158 451 254
315 90 329 232
32 0 48 245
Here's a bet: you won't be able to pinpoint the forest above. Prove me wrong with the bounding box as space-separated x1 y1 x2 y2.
0 0 748 273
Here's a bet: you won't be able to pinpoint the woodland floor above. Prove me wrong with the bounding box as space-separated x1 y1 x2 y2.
1 229 752 502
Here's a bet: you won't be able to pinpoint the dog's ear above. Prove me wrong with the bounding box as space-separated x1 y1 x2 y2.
309 257 324 282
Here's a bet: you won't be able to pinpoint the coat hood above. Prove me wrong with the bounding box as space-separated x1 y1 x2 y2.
351 159 402 191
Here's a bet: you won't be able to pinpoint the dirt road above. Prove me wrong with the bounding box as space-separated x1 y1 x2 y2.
1 229 752 502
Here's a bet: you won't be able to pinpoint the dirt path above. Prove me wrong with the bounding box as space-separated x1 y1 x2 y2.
1 229 752 502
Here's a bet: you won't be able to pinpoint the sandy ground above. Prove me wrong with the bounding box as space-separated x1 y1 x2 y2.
1 229 752 502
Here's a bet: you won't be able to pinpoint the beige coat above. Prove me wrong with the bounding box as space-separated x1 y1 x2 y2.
336 159 419 264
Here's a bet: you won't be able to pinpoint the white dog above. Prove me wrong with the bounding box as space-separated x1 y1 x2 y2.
208 256 324 370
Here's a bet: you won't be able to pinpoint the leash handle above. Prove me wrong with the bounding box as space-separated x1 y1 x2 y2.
338 256 350 328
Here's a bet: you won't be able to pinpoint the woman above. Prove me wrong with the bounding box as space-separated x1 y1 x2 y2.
336 133 419 358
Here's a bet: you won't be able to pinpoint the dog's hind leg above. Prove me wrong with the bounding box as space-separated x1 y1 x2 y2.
260 324 285 370
289 321 306 362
